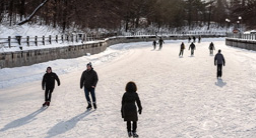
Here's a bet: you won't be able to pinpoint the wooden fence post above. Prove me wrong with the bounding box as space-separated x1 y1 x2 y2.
49 35 52 44
8 36 11 48
35 36 38 46
56 35 58 43
61 35 64 42
27 36 30 46
42 36 45 45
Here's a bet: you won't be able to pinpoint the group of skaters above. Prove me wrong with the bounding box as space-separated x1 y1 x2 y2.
41 63 141 137
152 37 164 50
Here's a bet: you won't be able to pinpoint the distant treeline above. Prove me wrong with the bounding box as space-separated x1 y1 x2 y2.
0 0 255 32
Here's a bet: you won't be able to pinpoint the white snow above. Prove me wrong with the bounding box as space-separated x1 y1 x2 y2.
1 38 256 138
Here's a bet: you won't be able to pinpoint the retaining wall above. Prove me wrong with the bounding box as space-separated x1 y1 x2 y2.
0 35 224 68
226 38 256 51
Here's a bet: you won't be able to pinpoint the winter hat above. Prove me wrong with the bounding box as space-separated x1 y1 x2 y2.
218 49 221 53
46 67 52 72
87 62 92 67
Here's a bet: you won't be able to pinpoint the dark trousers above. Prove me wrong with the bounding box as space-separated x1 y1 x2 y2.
153 45 156 49
179 50 184 56
45 88 54 102
210 50 213 55
217 64 223 77
84 87 96 104
191 49 195 55
159 44 163 50
127 121 137 132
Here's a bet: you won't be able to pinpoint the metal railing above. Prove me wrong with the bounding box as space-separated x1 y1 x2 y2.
227 33 256 40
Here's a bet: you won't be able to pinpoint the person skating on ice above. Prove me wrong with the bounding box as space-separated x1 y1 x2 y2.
193 36 196 43
214 50 226 79
121 82 142 138
209 42 215 55
153 40 157 50
188 36 191 43
198 35 201 43
158 37 164 50
42 67 60 107
188 42 196 56
179 42 186 57
80 62 99 109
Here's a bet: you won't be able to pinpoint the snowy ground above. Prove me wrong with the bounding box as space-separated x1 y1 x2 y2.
1 38 256 138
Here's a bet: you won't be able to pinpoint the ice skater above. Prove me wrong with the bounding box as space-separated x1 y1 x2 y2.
188 42 196 56
214 50 225 79
42 67 60 107
188 36 191 43
153 40 157 50
198 36 201 43
193 36 196 43
179 42 185 57
121 82 142 138
209 42 215 55
80 62 99 109
158 37 164 50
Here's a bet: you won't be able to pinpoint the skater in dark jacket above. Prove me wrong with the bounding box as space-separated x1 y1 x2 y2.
158 37 164 50
209 42 215 55
214 50 225 78
153 40 157 50
193 36 196 43
42 67 60 107
121 82 142 138
188 36 191 43
80 62 98 109
188 42 196 56
198 36 201 43
179 42 185 57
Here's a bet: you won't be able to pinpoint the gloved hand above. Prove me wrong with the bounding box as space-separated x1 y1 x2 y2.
138 109 142 115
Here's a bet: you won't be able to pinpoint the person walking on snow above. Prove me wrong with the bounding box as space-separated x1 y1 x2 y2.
209 42 215 55
80 62 99 109
179 42 186 57
188 42 196 56
121 82 142 138
158 37 164 50
153 40 157 50
42 67 60 107
214 50 225 79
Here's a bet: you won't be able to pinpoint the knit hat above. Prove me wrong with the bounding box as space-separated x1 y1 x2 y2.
46 67 52 72
87 62 92 67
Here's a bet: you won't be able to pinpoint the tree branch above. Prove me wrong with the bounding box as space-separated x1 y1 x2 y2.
17 0 50 25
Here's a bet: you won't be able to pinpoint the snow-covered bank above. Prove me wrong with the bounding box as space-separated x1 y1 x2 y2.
1 38 256 138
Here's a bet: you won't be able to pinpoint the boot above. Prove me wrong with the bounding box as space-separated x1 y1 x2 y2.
42 102 47 107
93 103 97 109
87 103 92 109
127 131 132 137
132 132 139 138
46 101 50 106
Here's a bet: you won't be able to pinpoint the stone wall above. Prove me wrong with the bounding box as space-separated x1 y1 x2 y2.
226 38 256 51
0 35 224 68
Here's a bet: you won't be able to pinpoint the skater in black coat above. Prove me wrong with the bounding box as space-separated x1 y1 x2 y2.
42 67 60 106
80 62 98 109
179 42 185 57
193 36 196 43
153 40 157 50
121 82 142 137
158 37 164 50
214 50 225 79
188 42 196 56
209 42 215 55
188 36 191 43
198 36 201 43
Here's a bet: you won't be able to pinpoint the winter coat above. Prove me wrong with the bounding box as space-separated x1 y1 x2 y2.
209 43 215 50
121 92 142 121
181 43 185 50
159 39 164 45
80 68 98 89
42 72 60 89
214 53 225 65
153 41 157 46
189 43 196 50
